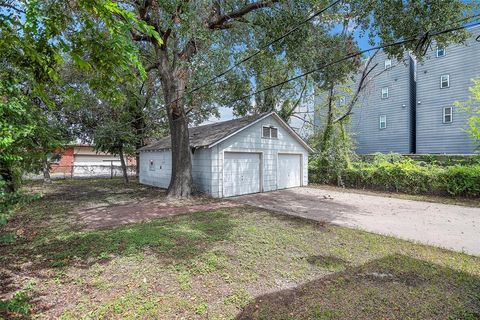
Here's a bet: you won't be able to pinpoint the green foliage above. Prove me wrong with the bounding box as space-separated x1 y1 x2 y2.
441 165 480 197
310 153 480 197
0 281 35 318
0 191 41 244
0 1 161 192
455 77 480 148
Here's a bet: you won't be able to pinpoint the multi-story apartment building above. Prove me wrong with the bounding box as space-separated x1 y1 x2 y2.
416 26 480 154
314 26 480 155
348 51 416 154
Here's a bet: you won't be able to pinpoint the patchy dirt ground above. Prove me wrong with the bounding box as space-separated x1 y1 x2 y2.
1 179 479 319
74 195 238 230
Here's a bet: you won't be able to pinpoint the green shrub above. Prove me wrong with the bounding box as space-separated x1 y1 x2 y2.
309 153 480 198
440 165 480 197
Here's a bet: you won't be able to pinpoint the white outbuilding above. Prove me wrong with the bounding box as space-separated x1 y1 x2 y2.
138 112 313 198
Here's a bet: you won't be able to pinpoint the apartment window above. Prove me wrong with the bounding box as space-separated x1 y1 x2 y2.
440 74 450 88
381 87 389 99
384 59 392 69
443 107 453 123
262 126 278 139
379 115 387 129
436 46 446 57
149 160 155 171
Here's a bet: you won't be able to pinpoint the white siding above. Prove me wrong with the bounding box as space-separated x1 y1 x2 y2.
139 114 310 198
191 148 212 194
139 150 172 188
139 148 213 193
212 115 309 198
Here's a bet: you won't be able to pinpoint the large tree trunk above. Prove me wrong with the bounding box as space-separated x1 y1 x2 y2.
119 147 129 184
164 85 193 199
321 85 335 152
43 159 52 183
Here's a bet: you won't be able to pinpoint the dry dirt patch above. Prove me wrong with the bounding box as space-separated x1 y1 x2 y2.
75 198 239 230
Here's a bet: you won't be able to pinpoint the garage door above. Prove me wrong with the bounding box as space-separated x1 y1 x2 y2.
277 154 302 189
74 155 121 165
223 152 261 197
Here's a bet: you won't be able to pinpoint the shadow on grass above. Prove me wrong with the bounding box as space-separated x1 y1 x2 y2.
0 209 236 306
30 210 234 268
236 254 480 320
38 178 161 203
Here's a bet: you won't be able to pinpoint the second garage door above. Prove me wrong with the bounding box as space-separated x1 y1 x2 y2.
223 152 261 197
277 154 302 189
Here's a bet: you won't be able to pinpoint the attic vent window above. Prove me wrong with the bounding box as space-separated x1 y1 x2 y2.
262 126 278 139
271 127 278 139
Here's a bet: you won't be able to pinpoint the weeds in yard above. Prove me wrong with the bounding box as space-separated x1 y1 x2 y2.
1 179 480 319
0 281 35 319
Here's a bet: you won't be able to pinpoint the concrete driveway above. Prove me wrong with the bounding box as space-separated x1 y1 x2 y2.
234 187 480 256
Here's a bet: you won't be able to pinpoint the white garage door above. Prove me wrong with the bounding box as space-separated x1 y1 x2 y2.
223 152 261 197
74 155 121 165
278 154 302 189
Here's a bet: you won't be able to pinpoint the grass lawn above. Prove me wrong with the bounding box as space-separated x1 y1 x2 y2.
1 179 479 319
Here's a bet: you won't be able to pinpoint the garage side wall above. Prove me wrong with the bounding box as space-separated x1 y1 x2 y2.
211 115 309 198
191 148 213 194
139 150 172 188
139 149 212 193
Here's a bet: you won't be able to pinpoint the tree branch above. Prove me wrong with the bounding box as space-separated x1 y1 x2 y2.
208 0 279 29
333 50 380 123
131 31 153 42
179 39 197 61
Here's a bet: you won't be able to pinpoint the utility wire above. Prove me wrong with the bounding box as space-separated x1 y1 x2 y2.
64 16 480 128
223 20 480 106
183 0 341 97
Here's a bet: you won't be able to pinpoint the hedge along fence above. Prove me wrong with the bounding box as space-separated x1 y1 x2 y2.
359 153 480 167
309 153 480 197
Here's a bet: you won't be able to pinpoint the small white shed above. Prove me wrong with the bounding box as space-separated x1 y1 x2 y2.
138 112 313 198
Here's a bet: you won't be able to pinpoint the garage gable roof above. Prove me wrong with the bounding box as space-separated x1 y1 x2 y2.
138 112 313 152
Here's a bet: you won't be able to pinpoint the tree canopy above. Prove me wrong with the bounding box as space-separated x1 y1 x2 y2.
1 0 478 196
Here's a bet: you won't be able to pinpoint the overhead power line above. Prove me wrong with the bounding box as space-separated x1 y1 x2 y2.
223 20 480 106
80 14 480 128
185 0 341 96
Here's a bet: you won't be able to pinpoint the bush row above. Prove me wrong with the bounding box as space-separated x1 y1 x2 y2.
309 153 480 197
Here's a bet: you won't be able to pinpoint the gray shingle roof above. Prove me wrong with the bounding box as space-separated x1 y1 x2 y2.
139 113 268 152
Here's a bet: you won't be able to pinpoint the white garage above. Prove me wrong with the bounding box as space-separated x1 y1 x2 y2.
277 153 302 189
138 112 312 198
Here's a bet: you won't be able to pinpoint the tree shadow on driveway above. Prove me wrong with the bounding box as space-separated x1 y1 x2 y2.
236 253 480 319
233 188 359 224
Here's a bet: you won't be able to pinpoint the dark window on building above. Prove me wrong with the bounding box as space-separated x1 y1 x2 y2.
440 75 450 88
262 126 278 139
271 127 278 138
443 107 453 123
436 47 446 57
379 115 387 129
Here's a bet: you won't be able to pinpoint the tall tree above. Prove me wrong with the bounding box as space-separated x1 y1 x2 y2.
0 0 160 192
124 0 473 198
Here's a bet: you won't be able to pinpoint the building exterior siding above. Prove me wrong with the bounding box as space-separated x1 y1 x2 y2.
314 26 480 155
212 116 309 198
349 51 415 154
139 114 310 198
416 26 480 154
